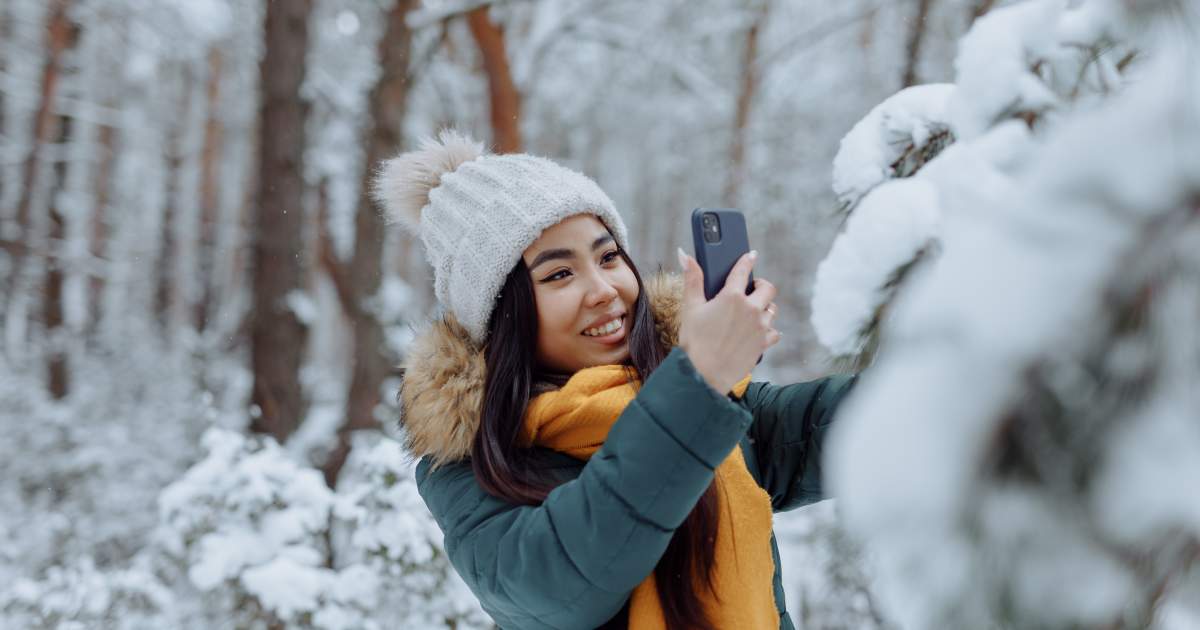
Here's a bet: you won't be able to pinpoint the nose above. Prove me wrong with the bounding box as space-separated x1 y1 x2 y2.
584 273 619 308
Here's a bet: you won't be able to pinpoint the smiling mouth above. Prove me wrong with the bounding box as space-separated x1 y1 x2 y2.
581 315 626 338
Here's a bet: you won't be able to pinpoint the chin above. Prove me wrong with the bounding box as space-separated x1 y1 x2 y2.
568 345 629 371
597 344 631 366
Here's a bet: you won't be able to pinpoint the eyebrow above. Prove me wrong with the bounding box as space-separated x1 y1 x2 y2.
528 234 615 271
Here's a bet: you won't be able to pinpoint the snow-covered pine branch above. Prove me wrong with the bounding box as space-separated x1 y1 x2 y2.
812 0 1138 368
825 0 1200 627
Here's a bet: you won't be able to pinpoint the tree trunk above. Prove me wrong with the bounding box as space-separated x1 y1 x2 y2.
6 0 73 329
41 3 82 398
44 113 73 399
87 122 115 340
902 0 935 88
322 0 418 487
723 3 768 208
156 67 190 340
0 1 9 200
196 50 224 334
250 0 313 443
467 6 521 153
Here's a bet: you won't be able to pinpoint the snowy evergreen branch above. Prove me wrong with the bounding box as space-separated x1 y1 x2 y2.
825 1 1200 627
812 0 1142 367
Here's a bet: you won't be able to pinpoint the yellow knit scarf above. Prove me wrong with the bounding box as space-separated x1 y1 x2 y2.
520 365 779 629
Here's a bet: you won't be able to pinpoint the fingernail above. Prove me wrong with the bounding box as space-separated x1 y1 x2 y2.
749 250 758 260
677 247 688 270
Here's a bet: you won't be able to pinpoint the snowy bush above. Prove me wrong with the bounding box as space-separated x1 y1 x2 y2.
156 427 489 629
0 339 244 628
0 349 209 575
157 427 344 628
1 360 488 630
332 434 491 629
1 556 174 630
824 1 1200 628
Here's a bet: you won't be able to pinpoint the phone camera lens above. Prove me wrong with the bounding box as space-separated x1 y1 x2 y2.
701 213 721 243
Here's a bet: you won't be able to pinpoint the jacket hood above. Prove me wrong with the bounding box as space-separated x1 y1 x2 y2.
399 272 686 467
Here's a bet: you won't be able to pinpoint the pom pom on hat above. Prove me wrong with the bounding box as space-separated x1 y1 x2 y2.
372 128 485 230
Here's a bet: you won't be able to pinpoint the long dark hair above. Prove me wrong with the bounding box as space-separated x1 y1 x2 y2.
471 245 721 630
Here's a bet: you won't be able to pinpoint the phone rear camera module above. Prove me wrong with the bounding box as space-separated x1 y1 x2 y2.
702 213 722 243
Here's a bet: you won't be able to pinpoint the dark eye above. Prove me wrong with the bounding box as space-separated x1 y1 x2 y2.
601 250 620 264
543 269 572 282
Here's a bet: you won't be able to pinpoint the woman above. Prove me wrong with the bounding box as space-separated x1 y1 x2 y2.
375 130 856 630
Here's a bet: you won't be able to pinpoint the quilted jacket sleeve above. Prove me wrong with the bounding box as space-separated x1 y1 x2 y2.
415 347 754 630
742 374 857 512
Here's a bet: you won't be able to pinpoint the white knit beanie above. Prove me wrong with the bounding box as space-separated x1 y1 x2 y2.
372 129 630 344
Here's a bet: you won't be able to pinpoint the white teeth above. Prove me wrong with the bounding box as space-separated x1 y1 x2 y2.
584 317 623 337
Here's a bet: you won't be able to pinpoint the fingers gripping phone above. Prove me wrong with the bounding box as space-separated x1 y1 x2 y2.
692 207 762 366
691 208 754 301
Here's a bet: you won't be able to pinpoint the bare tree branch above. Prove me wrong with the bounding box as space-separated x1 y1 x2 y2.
757 4 885 70
315 182 356 319
902 0 935 87
724 1 769 207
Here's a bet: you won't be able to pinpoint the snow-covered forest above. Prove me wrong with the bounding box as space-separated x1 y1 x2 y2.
2 0 1197 627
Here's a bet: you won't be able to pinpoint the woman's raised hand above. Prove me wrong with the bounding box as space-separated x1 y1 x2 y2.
676 249 781 394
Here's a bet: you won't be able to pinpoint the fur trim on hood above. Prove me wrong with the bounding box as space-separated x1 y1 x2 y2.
399 272 685 467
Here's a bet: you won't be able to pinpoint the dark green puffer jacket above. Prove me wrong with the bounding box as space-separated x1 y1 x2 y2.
398 274 856 630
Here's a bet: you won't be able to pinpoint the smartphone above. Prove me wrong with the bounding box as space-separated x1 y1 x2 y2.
691 208 754 301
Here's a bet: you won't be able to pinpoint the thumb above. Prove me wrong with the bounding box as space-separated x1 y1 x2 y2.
678 248 706 309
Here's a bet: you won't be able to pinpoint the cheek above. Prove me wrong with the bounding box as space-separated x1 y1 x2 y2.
616 267 640 305
533 286 578 335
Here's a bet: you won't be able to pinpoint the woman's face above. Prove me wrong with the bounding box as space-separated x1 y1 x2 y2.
522 214 640 374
